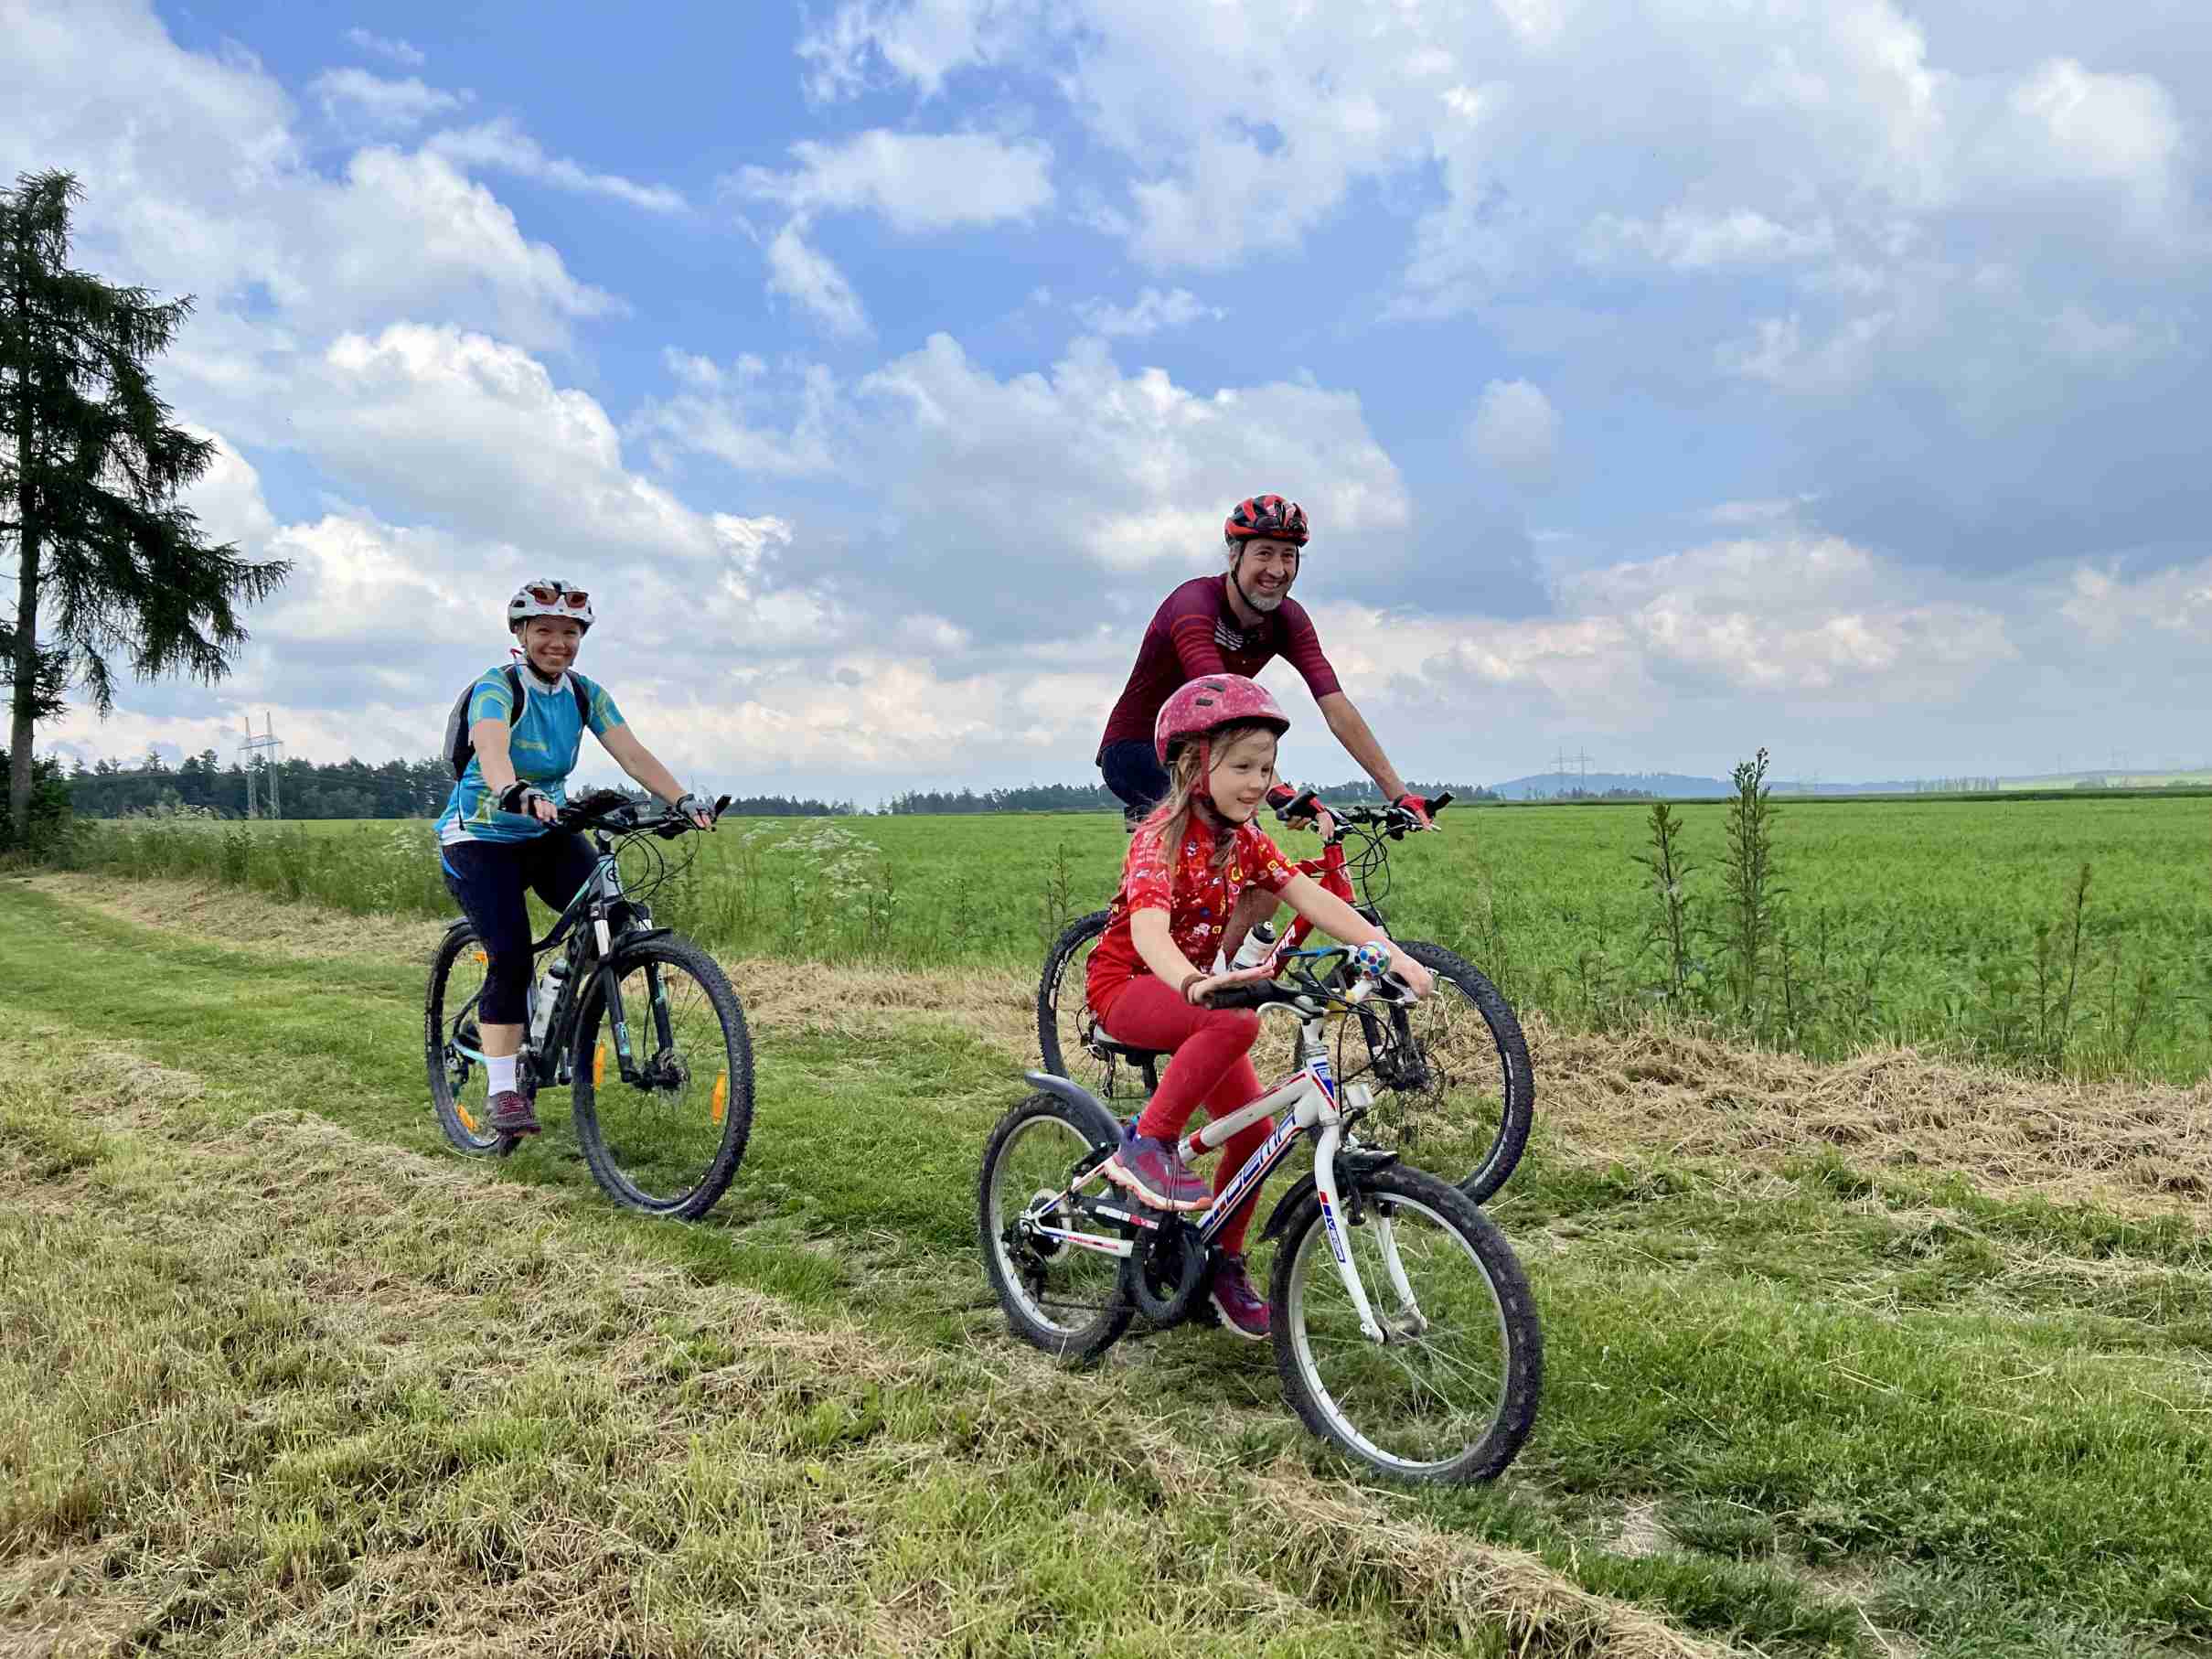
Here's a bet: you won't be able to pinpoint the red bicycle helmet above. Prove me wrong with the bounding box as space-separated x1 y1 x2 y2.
1154 674 1290 766
1224 494 1309 547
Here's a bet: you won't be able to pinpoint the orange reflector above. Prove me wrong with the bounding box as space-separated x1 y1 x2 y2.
593 1044 606 1087
473 950 488 965
457 1102 480 1133
711 1071 728 1124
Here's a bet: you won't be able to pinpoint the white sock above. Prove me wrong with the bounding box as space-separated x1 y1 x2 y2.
487 1053 518 1096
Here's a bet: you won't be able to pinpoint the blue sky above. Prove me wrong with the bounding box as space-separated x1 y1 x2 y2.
7 0 2209 799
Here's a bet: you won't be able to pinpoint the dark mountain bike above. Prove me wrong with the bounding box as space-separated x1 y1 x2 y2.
1037 796 1533 1204
425 791 754 1219
985 947 1543 1483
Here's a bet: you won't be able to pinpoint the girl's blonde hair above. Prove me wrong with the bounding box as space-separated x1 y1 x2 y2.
1135 722 1279 899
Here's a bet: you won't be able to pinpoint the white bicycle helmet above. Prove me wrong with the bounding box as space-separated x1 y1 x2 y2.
507 576 594 633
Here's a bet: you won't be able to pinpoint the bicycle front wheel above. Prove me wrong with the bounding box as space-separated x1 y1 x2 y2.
424 922 518 1158
1340 940 1533 1204
571 936 753 1219
1272 1164 1542 1482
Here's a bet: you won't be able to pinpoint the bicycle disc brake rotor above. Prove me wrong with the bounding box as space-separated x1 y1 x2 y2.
1121 1218 1205 1323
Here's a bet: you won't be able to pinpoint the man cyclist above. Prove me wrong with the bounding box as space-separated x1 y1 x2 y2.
1095 493 1439 835
435 578 714 1138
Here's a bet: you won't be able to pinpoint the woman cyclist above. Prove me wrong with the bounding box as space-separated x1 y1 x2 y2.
435 579 714 1137
1087 673 1434 1338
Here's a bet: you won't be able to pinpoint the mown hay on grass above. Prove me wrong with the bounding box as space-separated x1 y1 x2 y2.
1531 1012 2212 1219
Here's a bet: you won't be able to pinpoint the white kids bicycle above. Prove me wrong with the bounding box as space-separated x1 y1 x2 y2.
979 944 1542 1484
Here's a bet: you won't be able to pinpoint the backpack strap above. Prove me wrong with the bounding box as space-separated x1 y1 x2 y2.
503 663 592 728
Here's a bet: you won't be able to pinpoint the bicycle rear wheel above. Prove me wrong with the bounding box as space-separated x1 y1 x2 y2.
1037 909 1156 1105
1272 1164 1541 1482
424 922 518 1158
571 935 753 1219
978 1090 1133 1365
1340 940 1533 1204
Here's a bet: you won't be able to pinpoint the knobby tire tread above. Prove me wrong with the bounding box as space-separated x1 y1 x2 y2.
571 934 754 1220
1269 1163 1543 1482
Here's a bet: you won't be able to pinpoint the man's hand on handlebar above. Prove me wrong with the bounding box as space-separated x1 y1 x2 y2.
1392 791 1441 830
1268 784 1338 841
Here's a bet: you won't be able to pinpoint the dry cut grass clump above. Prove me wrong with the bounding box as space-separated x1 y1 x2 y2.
1529 1011 2212 1219
0 1022 1747 1659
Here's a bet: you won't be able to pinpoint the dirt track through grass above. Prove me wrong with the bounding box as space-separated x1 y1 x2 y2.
9 874 2212 1656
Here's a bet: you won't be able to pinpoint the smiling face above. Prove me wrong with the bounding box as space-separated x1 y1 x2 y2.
1203 727 1280 824
515 615 583 677
1230 537 1301 613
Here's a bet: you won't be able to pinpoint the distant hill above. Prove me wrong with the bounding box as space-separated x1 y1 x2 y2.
1488 771 1729 799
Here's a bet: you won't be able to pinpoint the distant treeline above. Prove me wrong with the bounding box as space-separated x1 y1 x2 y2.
60 752 849 819
881 777 1505 815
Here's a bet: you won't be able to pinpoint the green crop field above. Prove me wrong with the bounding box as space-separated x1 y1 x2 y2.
72 791 2212 1084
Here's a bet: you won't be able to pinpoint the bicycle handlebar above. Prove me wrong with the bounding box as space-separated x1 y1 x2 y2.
556 792 732 836
1278 791 1452 841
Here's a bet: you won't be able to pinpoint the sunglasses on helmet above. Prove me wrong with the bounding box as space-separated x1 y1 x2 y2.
523 582 591 610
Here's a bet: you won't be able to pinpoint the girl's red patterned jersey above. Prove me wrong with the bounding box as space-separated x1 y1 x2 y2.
1085 812 1298 1013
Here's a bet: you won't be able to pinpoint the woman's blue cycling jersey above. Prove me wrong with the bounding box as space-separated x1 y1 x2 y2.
436 663 625 846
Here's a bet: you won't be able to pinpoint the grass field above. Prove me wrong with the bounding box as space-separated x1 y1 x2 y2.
7 872 2212 1656
71 791 2212 1083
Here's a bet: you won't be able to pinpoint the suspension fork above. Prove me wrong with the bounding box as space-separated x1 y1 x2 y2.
1309 1119 1393 1344
586 904 643 1085
1368 1204 1427 1334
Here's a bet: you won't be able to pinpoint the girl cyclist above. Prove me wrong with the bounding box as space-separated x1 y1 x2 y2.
435 578 714 1138
1088 673 1435 1338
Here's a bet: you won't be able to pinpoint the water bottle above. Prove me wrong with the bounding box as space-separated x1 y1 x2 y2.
527 958 567 1046
1231 921 1279 971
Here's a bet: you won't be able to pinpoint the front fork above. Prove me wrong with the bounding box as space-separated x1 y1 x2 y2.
1310 1118 1427 1343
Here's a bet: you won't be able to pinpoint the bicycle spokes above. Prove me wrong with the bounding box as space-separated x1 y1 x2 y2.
1284 1186 1515 1473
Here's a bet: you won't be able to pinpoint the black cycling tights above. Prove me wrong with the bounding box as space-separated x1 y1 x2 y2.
440 830 604 1024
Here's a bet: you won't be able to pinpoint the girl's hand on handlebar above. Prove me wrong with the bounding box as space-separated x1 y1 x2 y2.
1384 946 1435 1001
1188 961 1277 1005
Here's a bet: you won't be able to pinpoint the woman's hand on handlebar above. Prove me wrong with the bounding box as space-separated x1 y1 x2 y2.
498 782 559 824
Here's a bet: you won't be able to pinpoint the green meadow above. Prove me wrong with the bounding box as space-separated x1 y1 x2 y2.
5 869 2211 1656
72 791 2212 1083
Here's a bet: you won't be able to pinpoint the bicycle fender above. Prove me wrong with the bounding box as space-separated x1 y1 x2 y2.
1256 1148 1405 1247
1256 1175 1320 1247
1022 1070 1116 1129
608 926 674 951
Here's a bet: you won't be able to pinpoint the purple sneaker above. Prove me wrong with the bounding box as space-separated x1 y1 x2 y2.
486 1090 541 1136
1105 1134 1209 1212
1209 1253 1269 1341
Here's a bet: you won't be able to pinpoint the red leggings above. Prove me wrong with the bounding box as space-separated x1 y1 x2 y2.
1100 975 1274 1253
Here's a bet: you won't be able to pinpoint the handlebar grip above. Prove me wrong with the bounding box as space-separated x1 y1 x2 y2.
1204 983 1282 1011
1430 791 1453 814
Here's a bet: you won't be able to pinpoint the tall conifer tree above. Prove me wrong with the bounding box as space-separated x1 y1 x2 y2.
2 169 288 840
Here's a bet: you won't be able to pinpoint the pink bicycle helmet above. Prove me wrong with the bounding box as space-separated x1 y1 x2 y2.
1154 674 1290 766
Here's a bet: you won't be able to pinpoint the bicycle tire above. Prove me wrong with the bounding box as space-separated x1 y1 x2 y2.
570 934 753 1219
1271 1164 1542 1482
1037 909 1156 1105
424 922 519 1159
1342 939 1533 1204
978 1090 1134 1365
